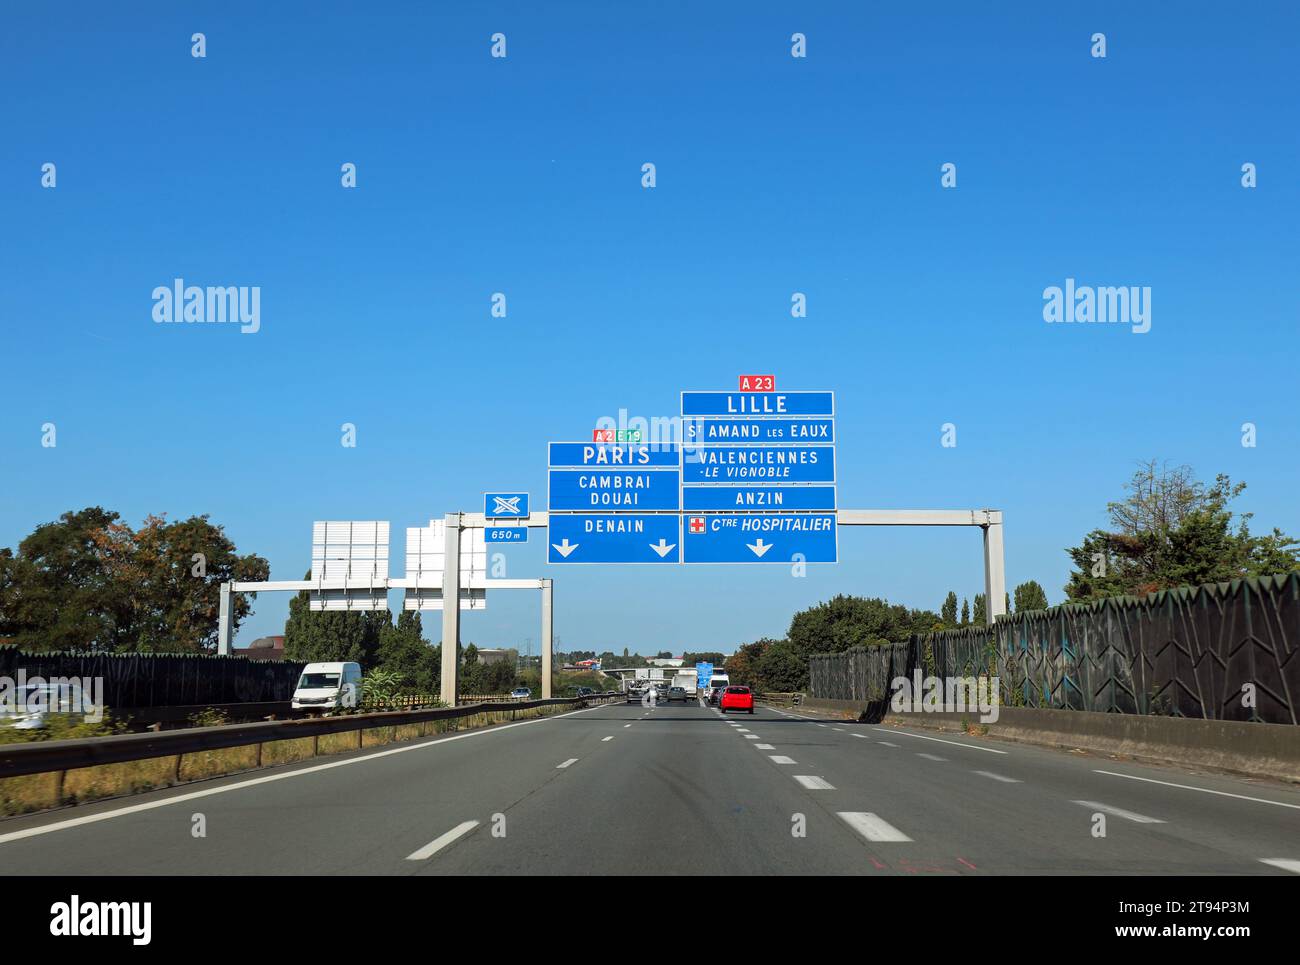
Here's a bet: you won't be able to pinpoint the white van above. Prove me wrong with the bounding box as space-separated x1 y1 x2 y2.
291 662 362 712
706 673 730 703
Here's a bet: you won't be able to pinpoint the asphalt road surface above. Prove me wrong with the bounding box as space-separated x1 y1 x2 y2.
4 699 1299 875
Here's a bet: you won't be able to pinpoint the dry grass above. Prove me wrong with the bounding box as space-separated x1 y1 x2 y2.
0 700 581 819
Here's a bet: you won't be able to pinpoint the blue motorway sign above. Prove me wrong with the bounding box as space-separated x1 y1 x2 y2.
684 417 834 444
549 469 681 512
683 485 837 512
682 445 835 483
681 391 834 417
683 513 837 564
484 492 529 519
485 527 528 543
548 514 681 564
696 662 713 690
549 442 680 468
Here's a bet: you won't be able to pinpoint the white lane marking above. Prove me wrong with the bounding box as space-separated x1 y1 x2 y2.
769 755 797 764
601 736 614 742
917 753 947 761
837 811 913 842
623 723 632 728
877 741 899 747
816 723 828 728
743 735 759 740
1094 770 1300 811
755 743 775 750
0 702 609 847
831 728 845 732
794 775 835 790
556 758 579 769
1260 859 1300 874
974 770 1022 783
872 727 1007 755
406 820 480 860
735 728 750 733
1072 800 1165 824
851 733 870 740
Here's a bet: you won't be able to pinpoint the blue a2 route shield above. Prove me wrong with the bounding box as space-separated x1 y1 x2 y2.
548 469 681 512
682 513 838 564
547 513 681 564
682 485 837 512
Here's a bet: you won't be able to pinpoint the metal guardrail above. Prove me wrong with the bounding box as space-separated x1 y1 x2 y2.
0 693 622 779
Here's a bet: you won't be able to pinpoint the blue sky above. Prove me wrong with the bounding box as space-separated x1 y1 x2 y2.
3 2 1297 655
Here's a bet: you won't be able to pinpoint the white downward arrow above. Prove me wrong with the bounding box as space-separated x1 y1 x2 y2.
650 539 676 558
747 538 772 558
552 539 579 558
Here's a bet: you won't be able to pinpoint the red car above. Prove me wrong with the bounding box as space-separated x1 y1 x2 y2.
719 686 754 714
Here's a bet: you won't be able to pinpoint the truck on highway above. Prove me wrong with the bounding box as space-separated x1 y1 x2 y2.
671 671 697 697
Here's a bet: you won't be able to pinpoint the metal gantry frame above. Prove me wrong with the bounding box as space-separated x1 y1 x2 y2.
217 508 1005 706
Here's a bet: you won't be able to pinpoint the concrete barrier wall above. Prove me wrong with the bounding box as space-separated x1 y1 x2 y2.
794 697 1300 782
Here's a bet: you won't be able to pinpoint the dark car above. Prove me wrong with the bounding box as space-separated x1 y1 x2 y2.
663 686 688 703
576 686 594 697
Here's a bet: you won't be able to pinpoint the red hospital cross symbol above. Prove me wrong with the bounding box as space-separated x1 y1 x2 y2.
689 517 705 534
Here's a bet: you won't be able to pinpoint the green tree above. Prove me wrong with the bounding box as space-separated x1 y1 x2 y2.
283 573 385 665
973 593 986 626
0 507 268 652
1013 580 1050 613
373 611 439 692
960 598 970 625
787 595 940 663
1065 462 1300 600
940 591 958 627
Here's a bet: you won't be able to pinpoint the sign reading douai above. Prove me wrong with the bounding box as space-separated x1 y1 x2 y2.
683 513 837 563
680 391 834 416
549 469 680 511
548 514 680 564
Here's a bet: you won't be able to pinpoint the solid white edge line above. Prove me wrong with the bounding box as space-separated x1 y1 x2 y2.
0 703 611 846
872 727 1007 754
1072 800 1165 824
1094 770 1300 811
405 820 480 860
837 811 913 842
